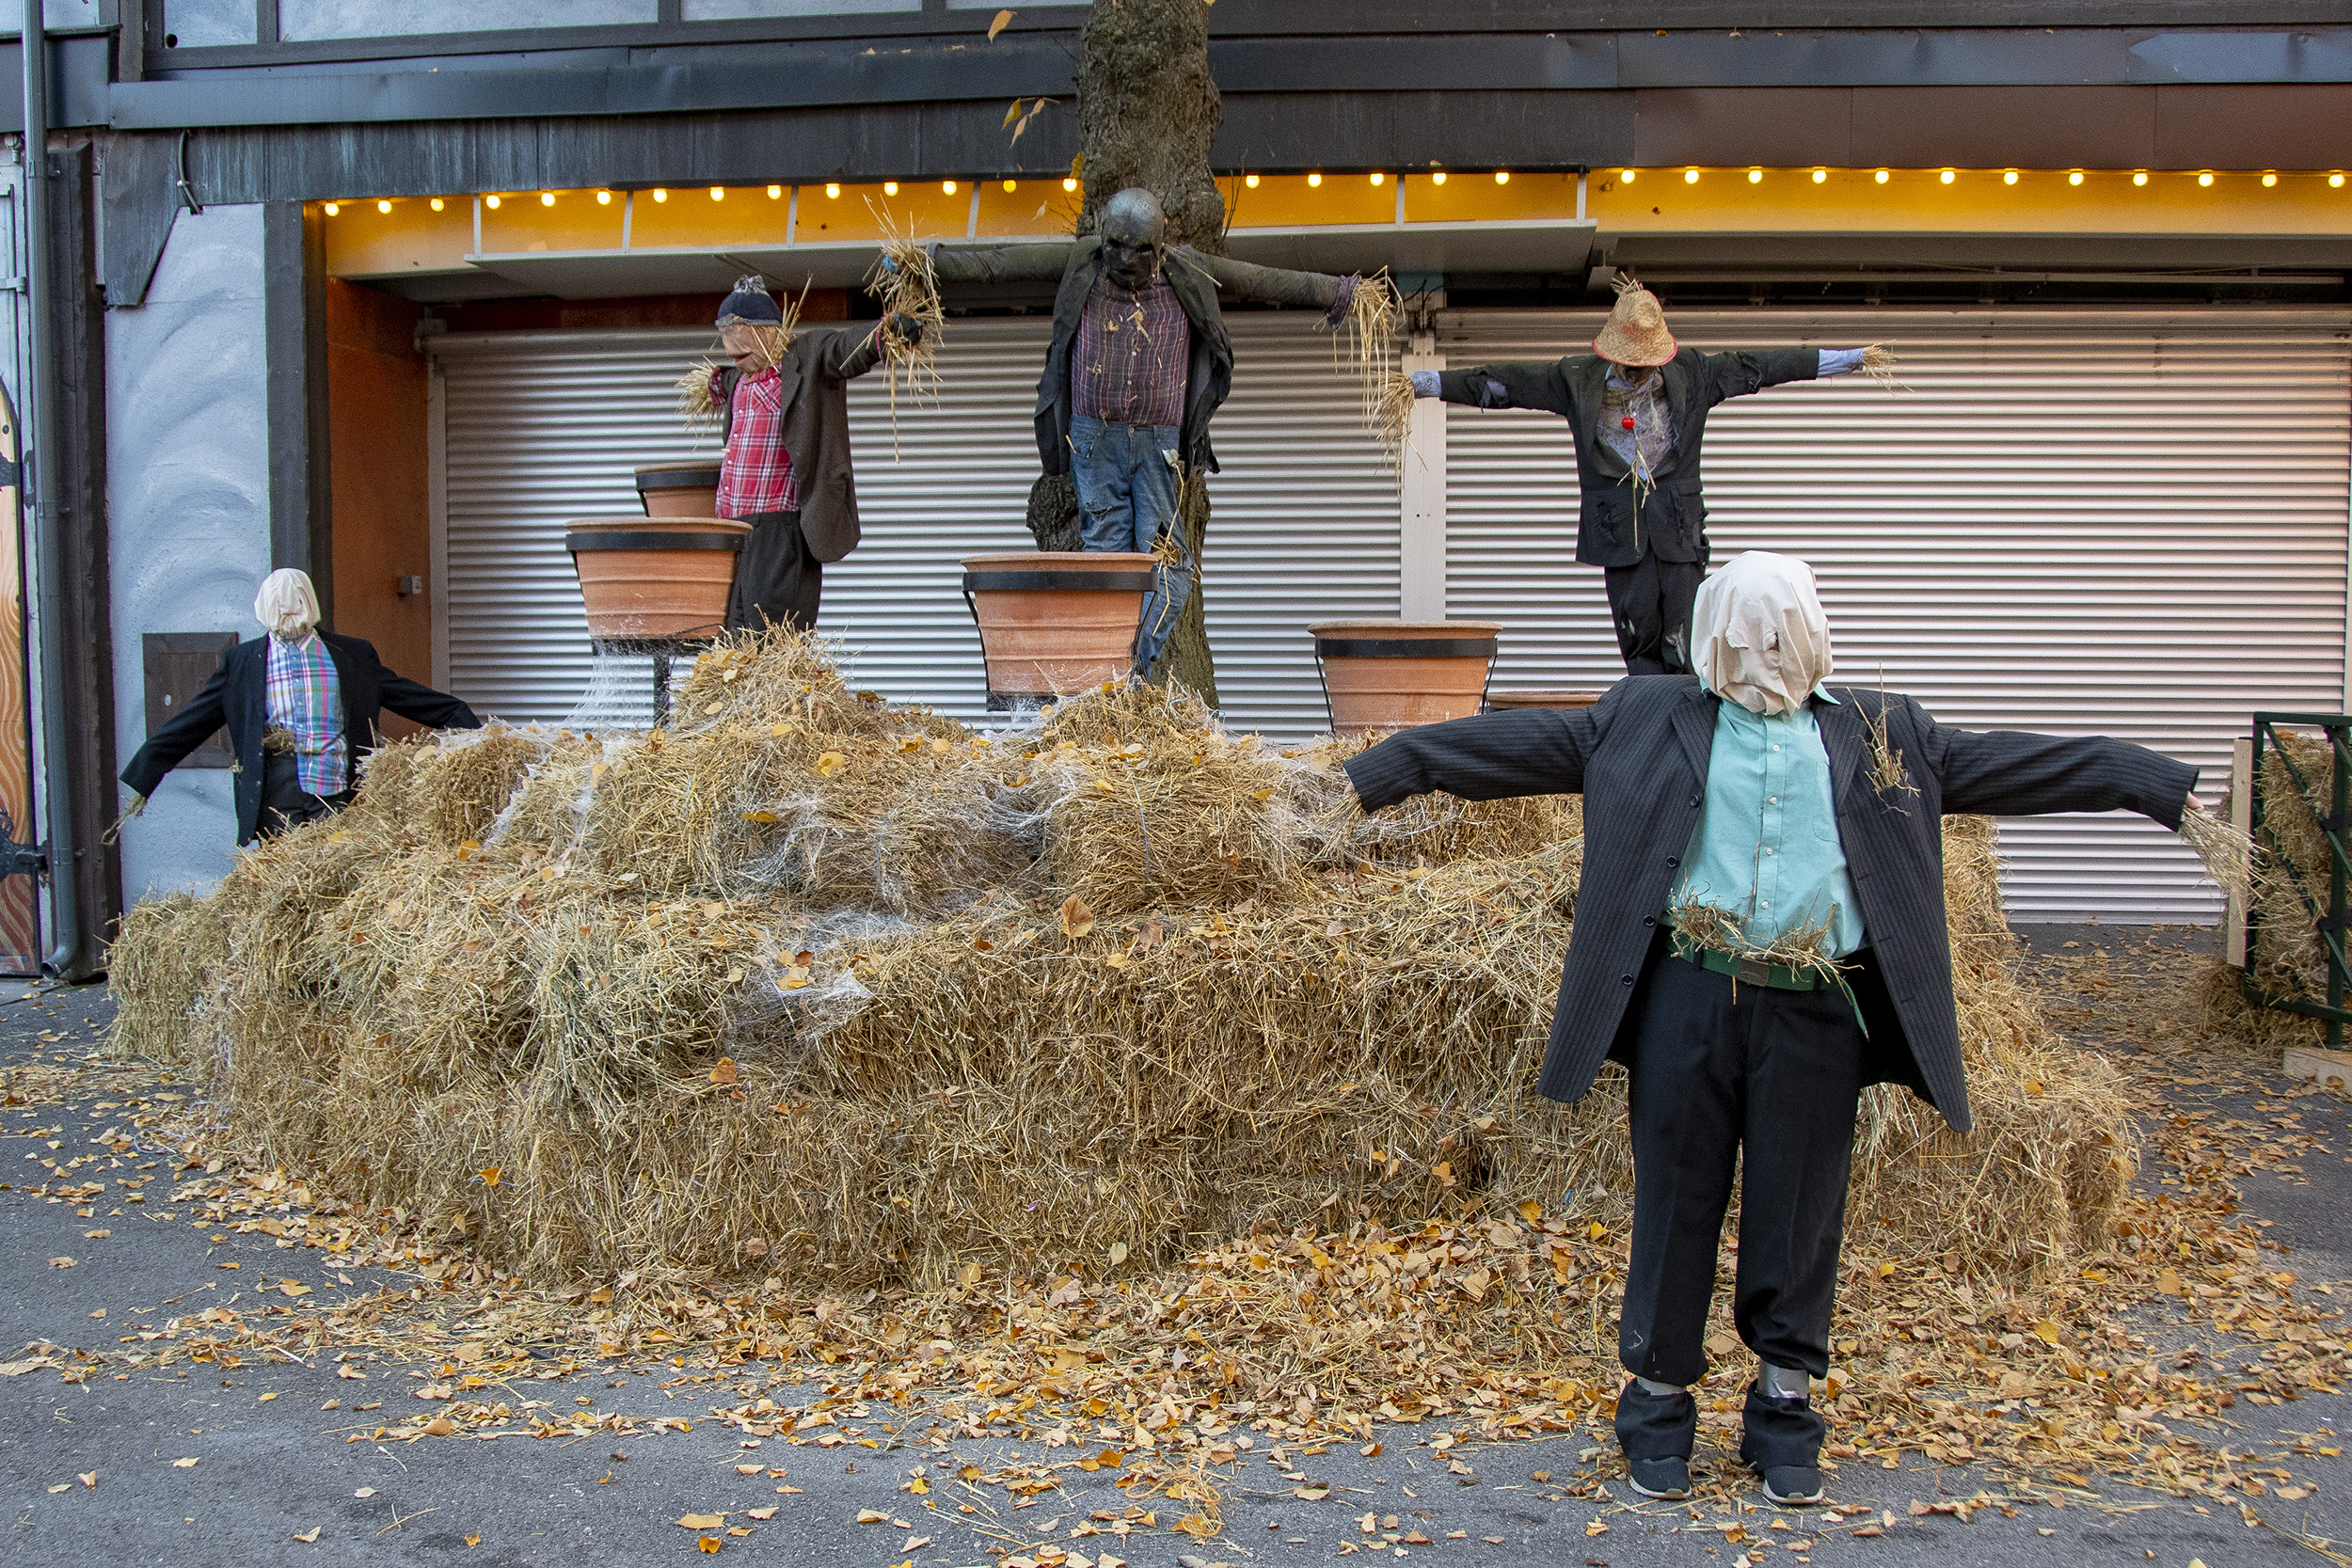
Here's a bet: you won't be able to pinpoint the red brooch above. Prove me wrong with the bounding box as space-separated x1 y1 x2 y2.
1622 416 1637 430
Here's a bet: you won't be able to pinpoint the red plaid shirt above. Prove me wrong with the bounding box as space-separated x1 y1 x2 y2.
714 365 803 517
1073 273 1188 427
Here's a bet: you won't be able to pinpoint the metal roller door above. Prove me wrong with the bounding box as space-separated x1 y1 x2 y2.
1442 308 2352 922
431 313 1394 735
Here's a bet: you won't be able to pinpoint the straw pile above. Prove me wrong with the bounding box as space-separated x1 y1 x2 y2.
112 629 2129 1293
2201 726 2333 1045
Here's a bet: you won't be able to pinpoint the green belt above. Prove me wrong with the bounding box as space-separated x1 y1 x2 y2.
1669 931 1828 992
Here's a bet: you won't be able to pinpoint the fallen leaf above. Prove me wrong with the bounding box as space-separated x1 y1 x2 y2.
710 1058 740 1085
293 1527 321 1543
477 1166 501 1188
76 1472 95 1488
1108 1241 1129 1267
747 1508 777 1521
728 1527 755 1537
257 1392 278 1403
466 1535 481 1547
172 1457 199 1468
815 751 848 778
354 1488 376 1498
699 1539 722 1555
989 8 1014 41
857 1509 890 1524
1060 895 1095 939
47 1257 74 1269
678 1513 727 1529
82 1228 109 1239
45 1483 68 1495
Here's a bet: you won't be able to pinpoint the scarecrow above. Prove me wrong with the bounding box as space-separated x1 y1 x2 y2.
1408 282 1882 677
120 568 480 845
683 277 925 633
928 190 1381 676
1343 551 2225 1505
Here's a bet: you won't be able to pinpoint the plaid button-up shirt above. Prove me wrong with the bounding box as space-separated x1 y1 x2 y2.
714 364 803 518
263 633 348 797
1073 273 1188 428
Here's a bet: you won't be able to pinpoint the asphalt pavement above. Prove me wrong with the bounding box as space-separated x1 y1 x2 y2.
3 927 2347 1566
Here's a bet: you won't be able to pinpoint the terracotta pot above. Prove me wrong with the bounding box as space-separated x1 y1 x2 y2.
564 517 751 641
635 461 723 519
961 551 1157 703
1488 689 1604 711
1309 620 1502 735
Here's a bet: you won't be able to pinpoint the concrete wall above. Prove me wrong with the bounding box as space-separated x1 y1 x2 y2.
161 0 257 48
106 203 272 902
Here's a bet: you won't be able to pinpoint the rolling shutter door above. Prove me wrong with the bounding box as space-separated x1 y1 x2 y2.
1442 309 2352 922
432 312 1394 736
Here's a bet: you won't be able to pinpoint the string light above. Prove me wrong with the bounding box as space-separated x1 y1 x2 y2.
2198 170 2215 186
540 191 555 206
596 189 612 204
883 181 898 196
768 183 783 198
430 197 445 212
485 194 501 209
1369 171 1385 185
1003 179 1016 193
943 180 958 195
1494 170 1510 184
1873 168 1889 183
1682 167 1698 184
323 201 340 215
377 198 391 214
1307 172 1322 186
709 186 725 200
2068 170 2084 185
1063 177 1077 192
1810 167 1826 183
1429 171 1446 185
2132 170 2148 185
825 182 841 198
1244 172 1260 188
651 188 668 201
1619 169 1634 183
1747 166 1762 183
1939 168 1956 184
2002 169 2018 184
2333 173 2347 188
2262 171 2279 187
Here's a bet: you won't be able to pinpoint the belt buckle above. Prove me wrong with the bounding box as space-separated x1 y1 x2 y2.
1736 956 1772 987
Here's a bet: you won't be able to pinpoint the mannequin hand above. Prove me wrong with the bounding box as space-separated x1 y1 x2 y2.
890 312 926 346
2184 793 2205 816
1409 369 1439 398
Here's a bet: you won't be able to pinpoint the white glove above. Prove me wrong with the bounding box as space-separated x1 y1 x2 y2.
1409 369 1440 397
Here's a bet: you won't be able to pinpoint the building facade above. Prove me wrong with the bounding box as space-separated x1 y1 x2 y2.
5 1 2351 972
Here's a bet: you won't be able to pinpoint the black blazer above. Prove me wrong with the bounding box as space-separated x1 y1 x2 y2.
120 632 480 846
1036 237 1236 478
1343 676 2199 1132
1437 345 1821 570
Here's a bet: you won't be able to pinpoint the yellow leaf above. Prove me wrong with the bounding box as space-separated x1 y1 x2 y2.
988 8 1014 40
292 1527 321 1543
2155 1268 2183 1295
1877 1260 1898 1277
2032 1321 2063 1344
171 1457 199 1468
478 1166 501 1188
466 1534 482 1547
76 1471 96 1487
815 751 848 778
1587 1222 1607 1241
1517 1200 1543 1224
739 810 779 824
747 1509 778 1521
678 1513 726 1529
1060 895 1096 939
709 1057 741 1085
857 1509 890 1524
1103 952 1129 969
699 1539 722 1555
1175 1514 1216 1537
257 1392 278 1403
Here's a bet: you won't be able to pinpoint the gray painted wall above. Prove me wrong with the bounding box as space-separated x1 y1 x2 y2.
162 0 257 48
278 0 654 40
106 203 271 902
686 1 921 16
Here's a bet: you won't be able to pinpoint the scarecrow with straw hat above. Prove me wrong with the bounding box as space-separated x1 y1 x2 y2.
1343 550 2243 1505
678 277 927 633
1408 280 1885 677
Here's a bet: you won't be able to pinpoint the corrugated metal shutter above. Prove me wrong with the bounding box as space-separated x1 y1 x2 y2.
1442 308 2352 922
432 313 1394 735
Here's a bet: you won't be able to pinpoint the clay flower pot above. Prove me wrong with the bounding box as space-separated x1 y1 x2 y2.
564 516 751 642
1487 689 1604 712
634 461 723 519
1309 620 1502 735
961 551 1157 705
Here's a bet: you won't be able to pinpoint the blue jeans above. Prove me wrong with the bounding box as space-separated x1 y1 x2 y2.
1071 415 1193 676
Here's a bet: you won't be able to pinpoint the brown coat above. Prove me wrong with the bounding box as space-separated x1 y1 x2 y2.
717 322 887 563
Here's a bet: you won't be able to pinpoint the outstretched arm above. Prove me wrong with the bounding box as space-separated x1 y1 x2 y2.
1168 248 1363 325
1418 362 1576 418
1916 702 2199 829
1343 705 1605 810
120 656 231 798
379 672 481 733
1699 347 1824 404
929 243 1077 285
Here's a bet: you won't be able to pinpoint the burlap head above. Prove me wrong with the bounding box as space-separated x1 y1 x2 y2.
1592 280 1677 367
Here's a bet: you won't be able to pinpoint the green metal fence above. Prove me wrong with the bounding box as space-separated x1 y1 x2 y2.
2244 712 2352 1049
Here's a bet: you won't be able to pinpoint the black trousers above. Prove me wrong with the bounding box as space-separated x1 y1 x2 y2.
1618 938 1867 1387
1602 551 1705 676
259 752 354 840
723 509 820 633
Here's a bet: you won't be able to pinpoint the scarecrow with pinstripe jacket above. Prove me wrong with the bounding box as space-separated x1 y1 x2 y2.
1343 551 2226 1507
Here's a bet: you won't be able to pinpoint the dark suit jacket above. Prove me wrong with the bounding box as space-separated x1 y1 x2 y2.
120 632 480 846
1437 346 1821 569
714 323 887 563
1036 238 1236 478
1343 676 2199 1132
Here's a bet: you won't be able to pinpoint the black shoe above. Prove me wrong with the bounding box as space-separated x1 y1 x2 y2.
1738 1384 1827 1504
1627 1455 1692 1500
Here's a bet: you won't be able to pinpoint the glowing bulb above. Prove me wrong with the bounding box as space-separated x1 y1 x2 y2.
1683 167 1698 184
1307 172 1322 186
596 189 612 204
1494 170 1509 184
430 197 445 212
709 186 724 200
540 191 554 206
1062 177 1077 192
1873 168 1889 183
2132 170 2147 186
1370 171 1385 185
1430 171 1446 185
1619 169 1635 183
323 201 340 215
377 198 391 214
1003 180 1016 193
767 184 783 198
484 195 501 209
2262 171 2278 187
2198 170 2214 186
1939 168 1955 184
2333 173 2347 188
2068 170 2084 186
1244 172 1260 188
1747 167 1762 183
943 180 957 195
1810 167 1826 183
651 188 668 202
883 181 898 196
2002 169 2018 184
825 182 841 198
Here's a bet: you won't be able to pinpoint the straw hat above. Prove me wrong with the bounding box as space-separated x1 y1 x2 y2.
1592 279 1677 366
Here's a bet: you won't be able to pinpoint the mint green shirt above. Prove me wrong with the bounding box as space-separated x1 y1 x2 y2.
1669 690 1867 958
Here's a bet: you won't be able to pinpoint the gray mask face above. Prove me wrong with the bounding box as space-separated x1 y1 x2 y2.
1099 189 1168 290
